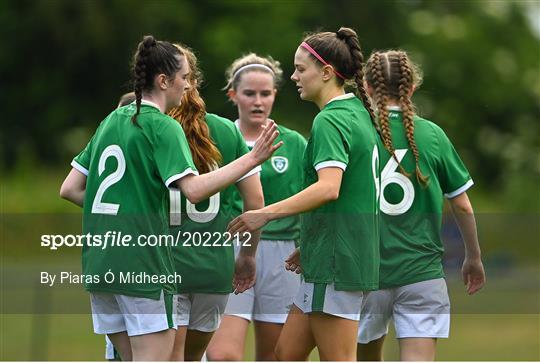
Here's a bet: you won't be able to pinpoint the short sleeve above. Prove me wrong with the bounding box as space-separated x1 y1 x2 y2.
71 134 96 176
153 118 198 187
311 113 349 171
436 128 473 198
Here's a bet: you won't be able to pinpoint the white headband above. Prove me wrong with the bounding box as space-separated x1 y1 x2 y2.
232 64 275 81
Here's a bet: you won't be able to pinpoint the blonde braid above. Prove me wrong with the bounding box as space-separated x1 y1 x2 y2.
397 51 428 185
370 52 407 174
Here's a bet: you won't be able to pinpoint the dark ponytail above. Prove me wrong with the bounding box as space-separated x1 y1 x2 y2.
303 27 375 125
130 35 184 126
336 27 376 125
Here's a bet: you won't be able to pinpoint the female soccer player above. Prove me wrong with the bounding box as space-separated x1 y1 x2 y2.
59 35 281 361
206 53 306 361
228 27 380 361
166 44 265 361
356 50 486 361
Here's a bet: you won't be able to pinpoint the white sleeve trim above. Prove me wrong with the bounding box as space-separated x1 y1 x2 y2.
71 160 89 176
237 165 261 183
445 179 474 199
165 168 199 187
314 160 347 171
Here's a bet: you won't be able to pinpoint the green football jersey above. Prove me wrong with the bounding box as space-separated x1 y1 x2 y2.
171 113 256 294
72 101 198 299
300 94 380 291
378 107 473 288
231 122 307 241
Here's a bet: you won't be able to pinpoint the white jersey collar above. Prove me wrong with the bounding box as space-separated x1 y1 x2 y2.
140 99 162 112
325 92 355 105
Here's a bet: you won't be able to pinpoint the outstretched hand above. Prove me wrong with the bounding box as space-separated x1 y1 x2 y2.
462 257 486 295
250 121 283 165
233 254 256 294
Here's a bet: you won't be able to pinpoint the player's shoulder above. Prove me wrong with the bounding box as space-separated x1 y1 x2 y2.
276 123 306 142
205 113 243 149
137 110 185 141
205 113 235 129
414 115 449 140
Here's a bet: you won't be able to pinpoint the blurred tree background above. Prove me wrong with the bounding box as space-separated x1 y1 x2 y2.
1 0 539 212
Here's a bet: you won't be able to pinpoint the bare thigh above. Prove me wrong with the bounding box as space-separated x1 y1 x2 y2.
184 329 215 361
206 315 250 361
171 326 187 361
399 337 437 361
107 331 132 361
254 320 283 361
356 335 386 361
129 328 176 361
310 312 359 361
274 305 315 361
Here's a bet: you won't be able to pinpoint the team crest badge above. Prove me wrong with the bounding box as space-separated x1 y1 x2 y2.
271 156 288 173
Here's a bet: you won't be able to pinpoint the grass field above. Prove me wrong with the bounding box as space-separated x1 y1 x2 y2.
1 268 538 361
1 167 539 360
1 313 538 360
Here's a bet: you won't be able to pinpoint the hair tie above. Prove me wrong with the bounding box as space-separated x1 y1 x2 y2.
300 41 346 80
232 64 275 82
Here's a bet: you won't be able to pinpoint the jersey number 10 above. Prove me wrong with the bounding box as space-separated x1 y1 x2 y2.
169 189 220 226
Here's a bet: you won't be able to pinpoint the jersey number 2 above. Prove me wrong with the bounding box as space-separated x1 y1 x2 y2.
91 145 126 215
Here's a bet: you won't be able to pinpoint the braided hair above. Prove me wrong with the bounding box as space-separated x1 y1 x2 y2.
365 50 428 185
131 35 183 126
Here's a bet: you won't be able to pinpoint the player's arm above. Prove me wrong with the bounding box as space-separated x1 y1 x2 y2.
175 121 282 204
236 174 264 256
232 174 264 293
448 191 486 295
59 168 87 207
228 167 343 234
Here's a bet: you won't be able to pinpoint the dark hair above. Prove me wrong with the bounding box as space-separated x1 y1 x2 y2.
302 27 375 124
365 50 428 186
131 35 184 126
117 92 136 108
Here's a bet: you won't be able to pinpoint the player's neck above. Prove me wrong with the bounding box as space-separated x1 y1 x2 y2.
316 86 345 110
238 118 269 142
141 92 166 113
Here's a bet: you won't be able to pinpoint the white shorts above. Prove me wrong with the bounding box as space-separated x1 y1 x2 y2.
358 278 450 343
176 293 229 332
105 336 115 360
90 291 177 337
224 240 300 324
293 280 366 321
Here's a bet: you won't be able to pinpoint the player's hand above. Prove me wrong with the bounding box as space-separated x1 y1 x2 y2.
249 121 283 165
227 210 269 235
233 254 256 294
285 247 302 274
461 257 486 295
